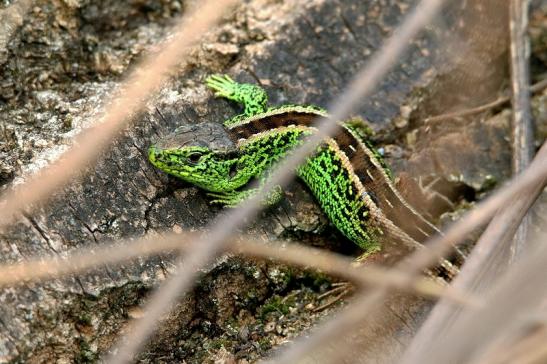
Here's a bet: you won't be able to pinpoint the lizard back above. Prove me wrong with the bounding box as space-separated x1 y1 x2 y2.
226 106 441 249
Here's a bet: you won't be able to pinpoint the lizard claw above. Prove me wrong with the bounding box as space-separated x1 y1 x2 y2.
209 199 238 207
205 74 237 96
214 91 229 98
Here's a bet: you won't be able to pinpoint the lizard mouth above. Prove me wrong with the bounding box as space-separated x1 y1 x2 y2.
148 145 170 170
148 145 181 164
148 145 192 179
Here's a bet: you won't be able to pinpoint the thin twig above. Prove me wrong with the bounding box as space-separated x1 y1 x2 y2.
403 173 546 360
0 0 239 229
399 230 547 363
0 232 477 305
312 290 350 312
399 141 547 305
233 240 477 306
424 78 547 123
399 146 547 363
316 285 349 301
509 0 534 258
105 1 450 362
0 233 188 285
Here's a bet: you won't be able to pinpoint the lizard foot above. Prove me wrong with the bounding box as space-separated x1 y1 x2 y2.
205 74 268 124
205 74 238 99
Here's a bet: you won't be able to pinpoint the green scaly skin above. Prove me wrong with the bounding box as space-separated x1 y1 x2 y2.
148 75 466 279
206 74 269 127
148 75 401 254
149 75 456 254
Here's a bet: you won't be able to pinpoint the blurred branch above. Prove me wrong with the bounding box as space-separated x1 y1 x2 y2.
404 167 546 361
509 0 534 258
0 232 478 306
474 324 547 364
0 0 239 229
399 228 547 363
232 240 477 306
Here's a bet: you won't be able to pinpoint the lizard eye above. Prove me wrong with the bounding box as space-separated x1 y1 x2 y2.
187 152 203 164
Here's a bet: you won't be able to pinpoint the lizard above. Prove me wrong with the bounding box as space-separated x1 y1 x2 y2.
148 74 462 278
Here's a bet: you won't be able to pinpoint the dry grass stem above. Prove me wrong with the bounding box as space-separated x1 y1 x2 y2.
3 0 543 362
404 173 547 359
231 240 479 307
474 325 547 364
400 230 547 363
508 0 534 257
0 232 478 306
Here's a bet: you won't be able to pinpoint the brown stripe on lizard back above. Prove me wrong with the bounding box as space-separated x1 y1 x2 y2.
227 110 321 140
334 126 440 242
226 107 439 243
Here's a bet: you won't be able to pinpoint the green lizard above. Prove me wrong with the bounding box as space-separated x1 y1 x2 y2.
148 75 461 275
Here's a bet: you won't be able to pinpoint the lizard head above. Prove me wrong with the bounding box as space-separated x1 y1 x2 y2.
148 122 240 192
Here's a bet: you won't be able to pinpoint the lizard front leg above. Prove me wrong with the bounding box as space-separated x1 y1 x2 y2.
205 74 269 126
207 185 284 207
207 190 255 207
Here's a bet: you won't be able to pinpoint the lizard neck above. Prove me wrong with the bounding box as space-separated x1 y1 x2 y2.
227 106 440 243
